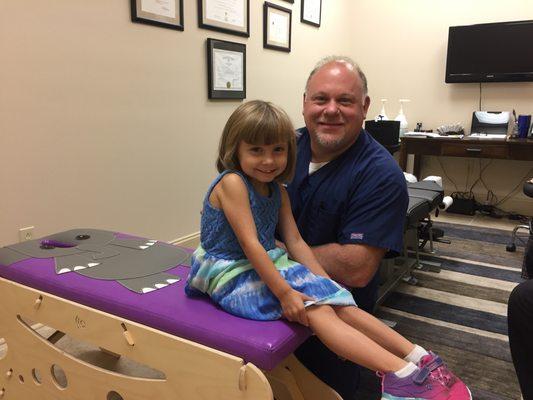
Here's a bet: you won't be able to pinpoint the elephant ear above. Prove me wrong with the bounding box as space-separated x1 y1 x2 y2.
0 247 29 266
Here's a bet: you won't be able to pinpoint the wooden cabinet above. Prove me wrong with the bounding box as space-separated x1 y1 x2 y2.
440 143 508 158
399 137 533 177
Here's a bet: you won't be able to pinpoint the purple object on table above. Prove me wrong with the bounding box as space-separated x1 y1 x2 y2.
0 231 310 370
518 115 531 138
40 239 77 248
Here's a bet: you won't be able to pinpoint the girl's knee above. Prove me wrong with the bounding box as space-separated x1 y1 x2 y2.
335 306 370 324
334 305 364 320
307 304 336 318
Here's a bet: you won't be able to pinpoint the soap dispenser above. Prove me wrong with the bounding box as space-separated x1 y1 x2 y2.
395 99 410 135
375 99 389 121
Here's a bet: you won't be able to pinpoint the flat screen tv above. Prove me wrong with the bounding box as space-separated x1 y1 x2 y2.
445 20 533 83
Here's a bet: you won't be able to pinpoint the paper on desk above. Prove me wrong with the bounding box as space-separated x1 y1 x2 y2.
403 132 463 139
468 133 507 139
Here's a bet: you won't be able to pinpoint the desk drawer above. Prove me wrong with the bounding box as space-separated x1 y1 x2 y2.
441 143 508 158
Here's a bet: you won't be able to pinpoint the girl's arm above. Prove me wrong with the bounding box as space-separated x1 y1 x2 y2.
214 174 311 325
277 186 330 279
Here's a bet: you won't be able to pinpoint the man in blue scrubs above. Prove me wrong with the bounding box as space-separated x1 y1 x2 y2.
287 56 408 399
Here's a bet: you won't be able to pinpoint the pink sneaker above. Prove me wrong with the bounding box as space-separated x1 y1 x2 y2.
417 352 472 400
379 353 472 400
380 367 450 399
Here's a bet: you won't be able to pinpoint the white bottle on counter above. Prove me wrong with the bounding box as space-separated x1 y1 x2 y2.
375 99 389 121
395 99 410 135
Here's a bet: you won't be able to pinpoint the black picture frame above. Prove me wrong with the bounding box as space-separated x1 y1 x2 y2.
301 0 321 27
198 0 250 37
280 0 294 3
130 0 184 31
207 38 246 100
263 2 292 53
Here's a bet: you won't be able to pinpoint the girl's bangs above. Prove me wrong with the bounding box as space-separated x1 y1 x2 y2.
243 118 292 145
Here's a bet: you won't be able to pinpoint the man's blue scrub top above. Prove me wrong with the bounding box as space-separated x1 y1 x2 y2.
287 127 408 259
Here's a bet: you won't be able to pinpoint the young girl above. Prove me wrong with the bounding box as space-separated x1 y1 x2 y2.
186 100 471 400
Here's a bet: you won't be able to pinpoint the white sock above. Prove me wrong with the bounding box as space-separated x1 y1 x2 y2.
404 344 429 364
394 362 417 378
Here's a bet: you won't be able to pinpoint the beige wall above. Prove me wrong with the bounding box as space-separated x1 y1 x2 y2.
1 0 532 246
356 0 533 214
0 0 356 245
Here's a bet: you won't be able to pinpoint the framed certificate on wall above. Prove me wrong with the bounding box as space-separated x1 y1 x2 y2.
301 0 321 27
131 0 184 31
207 38 246 99
263 2 292 52
198 0 250 37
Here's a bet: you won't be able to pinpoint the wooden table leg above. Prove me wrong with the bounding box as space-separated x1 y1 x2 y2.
399 144 407 171
413 154 421 179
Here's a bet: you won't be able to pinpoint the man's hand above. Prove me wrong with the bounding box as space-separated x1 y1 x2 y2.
279 288 314 326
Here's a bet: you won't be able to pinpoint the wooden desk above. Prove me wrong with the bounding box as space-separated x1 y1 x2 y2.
399 136 533 177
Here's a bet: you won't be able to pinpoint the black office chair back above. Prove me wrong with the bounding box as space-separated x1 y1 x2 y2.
365 120 401 154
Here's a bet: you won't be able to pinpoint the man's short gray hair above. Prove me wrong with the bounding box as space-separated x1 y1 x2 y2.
305 55 368 97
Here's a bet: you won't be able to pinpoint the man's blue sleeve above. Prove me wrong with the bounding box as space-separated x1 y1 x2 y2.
338 172 408 256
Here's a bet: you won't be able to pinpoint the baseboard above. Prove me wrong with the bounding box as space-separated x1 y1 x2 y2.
170 232 200 248
497 197 532 216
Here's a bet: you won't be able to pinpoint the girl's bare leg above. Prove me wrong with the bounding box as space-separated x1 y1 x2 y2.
306 305 407 373
334 305 414 358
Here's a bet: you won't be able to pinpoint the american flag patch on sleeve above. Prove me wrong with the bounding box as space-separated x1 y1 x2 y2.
350 233 364 240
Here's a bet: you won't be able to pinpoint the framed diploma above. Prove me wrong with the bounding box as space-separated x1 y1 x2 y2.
130 0 184 31
207 38 246 100
301 0 321 27
198 0 250 37
263 2 292 53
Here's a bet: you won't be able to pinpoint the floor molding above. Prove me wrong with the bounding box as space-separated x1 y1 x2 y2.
170 232 200 248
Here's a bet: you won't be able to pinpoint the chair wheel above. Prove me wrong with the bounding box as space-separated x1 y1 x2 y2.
506 243 516 252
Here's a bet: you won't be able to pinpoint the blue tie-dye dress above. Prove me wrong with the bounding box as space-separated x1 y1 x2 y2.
185 170 356 321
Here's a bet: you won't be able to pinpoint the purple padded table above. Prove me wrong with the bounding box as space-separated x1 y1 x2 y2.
0 231 310 371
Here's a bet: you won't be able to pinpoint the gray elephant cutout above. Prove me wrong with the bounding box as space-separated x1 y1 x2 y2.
0 229 191 294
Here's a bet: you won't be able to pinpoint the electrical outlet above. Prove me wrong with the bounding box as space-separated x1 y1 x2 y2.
19 226 35 242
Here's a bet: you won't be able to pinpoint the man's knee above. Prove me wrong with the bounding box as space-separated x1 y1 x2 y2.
509 280 533 318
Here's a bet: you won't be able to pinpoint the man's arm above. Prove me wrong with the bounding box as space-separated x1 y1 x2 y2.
311 243 386 288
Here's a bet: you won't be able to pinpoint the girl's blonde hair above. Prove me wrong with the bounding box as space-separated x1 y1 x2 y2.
216 100 296 183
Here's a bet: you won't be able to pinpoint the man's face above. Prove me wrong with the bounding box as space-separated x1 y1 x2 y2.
303 62 370 161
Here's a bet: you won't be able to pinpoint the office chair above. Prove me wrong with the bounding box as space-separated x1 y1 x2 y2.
506 179 533 252
365 120 401 155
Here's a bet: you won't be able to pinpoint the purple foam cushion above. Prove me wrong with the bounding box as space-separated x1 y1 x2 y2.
0 232 310 370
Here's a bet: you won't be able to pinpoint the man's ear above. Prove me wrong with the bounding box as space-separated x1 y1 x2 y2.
362 96 371 118
302 92 306 115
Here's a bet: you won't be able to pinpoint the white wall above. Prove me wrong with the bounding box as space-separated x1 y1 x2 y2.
0 0 356 245
353 0 533 213
1 0 532 246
